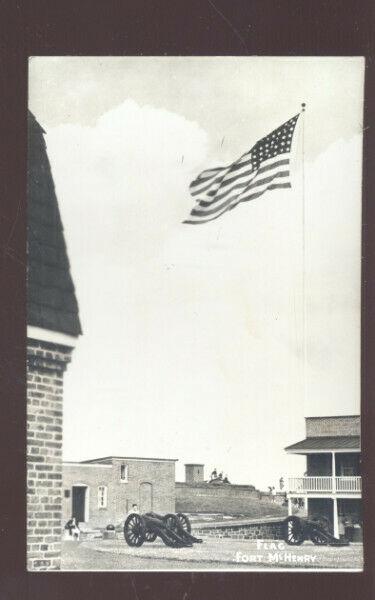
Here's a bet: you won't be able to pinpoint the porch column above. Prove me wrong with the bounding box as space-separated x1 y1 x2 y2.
288 497 293 516
332 452 336 493
333 497 339 538
304 496 309 518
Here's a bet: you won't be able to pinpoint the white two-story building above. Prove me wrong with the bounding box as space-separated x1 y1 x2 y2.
285 415 361 540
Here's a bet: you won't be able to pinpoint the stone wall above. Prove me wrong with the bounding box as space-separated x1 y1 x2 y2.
306 416 360 438
26 338 73 571
176 482 286 517
193 519 284 540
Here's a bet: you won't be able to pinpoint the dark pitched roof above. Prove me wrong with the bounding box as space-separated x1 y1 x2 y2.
285 436 360 452
27 111 82 336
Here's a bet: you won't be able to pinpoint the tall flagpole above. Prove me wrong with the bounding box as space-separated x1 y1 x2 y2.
301 102 306 409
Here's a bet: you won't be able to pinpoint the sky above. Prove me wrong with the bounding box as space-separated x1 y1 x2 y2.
28 57 364 490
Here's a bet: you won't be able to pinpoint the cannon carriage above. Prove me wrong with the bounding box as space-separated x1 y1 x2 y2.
283 515 349 547
124 511 203 548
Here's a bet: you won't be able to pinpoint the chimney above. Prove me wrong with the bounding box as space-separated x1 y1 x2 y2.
185 464 205 483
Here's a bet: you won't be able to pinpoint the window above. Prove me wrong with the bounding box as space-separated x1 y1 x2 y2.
98 485 107 508
120 463 128 482
341 465 355 476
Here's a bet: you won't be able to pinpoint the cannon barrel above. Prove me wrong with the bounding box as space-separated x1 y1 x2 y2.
124 511 202 549
283 515 349 546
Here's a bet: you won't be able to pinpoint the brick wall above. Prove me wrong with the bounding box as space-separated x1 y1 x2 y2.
27 338 73 571
62 458 176 528
176 483 287 517
306 416 360 438
193 519 284 540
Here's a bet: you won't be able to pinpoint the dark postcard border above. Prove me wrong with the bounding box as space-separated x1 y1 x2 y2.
0 1 374 599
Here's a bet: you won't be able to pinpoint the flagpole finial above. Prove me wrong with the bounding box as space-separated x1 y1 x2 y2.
301 102 306 112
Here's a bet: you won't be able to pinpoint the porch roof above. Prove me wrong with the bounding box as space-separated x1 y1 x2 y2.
285 435 360 453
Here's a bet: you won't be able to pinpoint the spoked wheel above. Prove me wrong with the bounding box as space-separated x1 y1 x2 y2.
283 516 304 546
162 514 192 547
124 514 146 547
310 529 329 545
144 529 157 542
176 513 191 533
164 513 180 533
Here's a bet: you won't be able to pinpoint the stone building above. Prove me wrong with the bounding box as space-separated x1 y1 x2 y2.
285 415 362 540
62 456 177 528
27 112 81 570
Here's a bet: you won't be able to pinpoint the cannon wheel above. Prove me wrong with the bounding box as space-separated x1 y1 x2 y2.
164 513 180 533
144 529 157 542
284 516 304 546
177 513 191 533
310 529 329 545
124 513 146 547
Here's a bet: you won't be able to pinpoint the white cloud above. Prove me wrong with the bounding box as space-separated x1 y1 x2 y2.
44 99 361 489
47 99 208 266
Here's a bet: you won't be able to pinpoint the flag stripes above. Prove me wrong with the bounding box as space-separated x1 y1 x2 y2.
187 169 290 220
184 113 299 225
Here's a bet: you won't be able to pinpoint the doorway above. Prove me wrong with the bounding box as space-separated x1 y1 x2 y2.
72 485 88 523
139 482 153 512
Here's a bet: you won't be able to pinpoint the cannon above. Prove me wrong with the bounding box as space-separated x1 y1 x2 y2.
283 515 350 546
124 512 203 548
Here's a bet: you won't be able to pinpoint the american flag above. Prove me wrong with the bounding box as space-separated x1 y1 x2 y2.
183 113 300 225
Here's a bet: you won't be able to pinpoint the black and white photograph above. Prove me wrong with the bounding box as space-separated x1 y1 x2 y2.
27 56 364 572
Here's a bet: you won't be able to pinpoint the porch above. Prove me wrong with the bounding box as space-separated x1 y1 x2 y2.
288 476 361 494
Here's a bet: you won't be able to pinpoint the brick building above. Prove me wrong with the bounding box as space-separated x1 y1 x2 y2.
27 112 81 570
62 456 177 528
285 415 362 540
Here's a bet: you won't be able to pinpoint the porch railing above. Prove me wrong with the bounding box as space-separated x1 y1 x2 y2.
288 477 332 493
335 476 361 492
288 476 361 494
